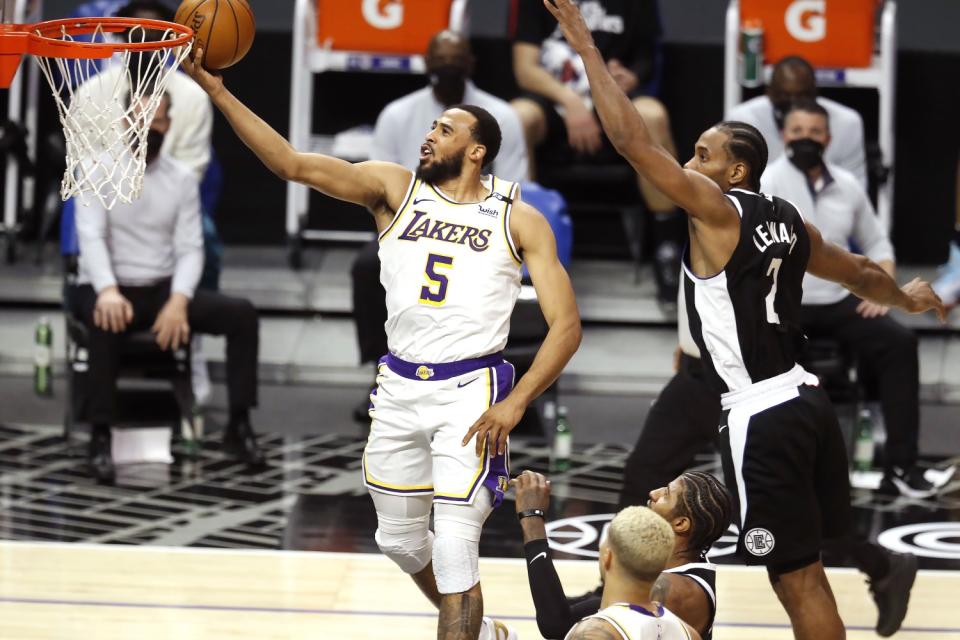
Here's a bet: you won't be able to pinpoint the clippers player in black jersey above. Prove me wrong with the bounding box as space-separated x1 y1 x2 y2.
513 470 730 640
546 1 946 638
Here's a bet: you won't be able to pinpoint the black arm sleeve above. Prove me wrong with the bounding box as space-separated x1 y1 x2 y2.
524 538 588 639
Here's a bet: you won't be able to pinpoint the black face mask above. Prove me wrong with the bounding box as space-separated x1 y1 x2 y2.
786 138 825 172
429 64 467 106
145 129 165 163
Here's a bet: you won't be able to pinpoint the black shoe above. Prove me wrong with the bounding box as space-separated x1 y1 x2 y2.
87 431 115 484
869 551 917 637
880 466 938 499
222 420 265 467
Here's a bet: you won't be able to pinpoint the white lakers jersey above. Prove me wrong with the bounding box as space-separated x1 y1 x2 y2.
566 603 693 640
378 175 523 363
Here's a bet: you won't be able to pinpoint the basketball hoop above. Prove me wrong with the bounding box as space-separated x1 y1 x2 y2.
1 18 193 209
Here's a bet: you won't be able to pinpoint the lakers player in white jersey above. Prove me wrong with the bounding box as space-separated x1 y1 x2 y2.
566 506 701 640
184 53 582 640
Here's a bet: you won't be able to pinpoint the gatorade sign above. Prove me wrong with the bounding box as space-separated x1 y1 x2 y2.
785 0 826 42
362 0 404 30
741 0 876 68
317 0 452 54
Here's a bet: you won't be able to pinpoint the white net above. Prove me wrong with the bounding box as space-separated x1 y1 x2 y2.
33 22 192 210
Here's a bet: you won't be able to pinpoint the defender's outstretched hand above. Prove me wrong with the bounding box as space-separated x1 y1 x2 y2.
902 277 947 323
543 0 596 54
182 47 224 97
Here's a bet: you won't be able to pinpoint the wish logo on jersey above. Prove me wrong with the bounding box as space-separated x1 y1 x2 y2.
398 210 493 252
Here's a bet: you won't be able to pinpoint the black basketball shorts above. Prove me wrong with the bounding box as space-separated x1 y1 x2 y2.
719 380 852 567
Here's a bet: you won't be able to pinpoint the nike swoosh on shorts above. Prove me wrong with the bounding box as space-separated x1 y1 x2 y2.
458 377 479 388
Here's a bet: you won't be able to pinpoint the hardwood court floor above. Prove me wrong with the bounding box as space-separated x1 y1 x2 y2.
0 542 957 639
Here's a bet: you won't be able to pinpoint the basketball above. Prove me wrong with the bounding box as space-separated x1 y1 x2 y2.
174 0 255 70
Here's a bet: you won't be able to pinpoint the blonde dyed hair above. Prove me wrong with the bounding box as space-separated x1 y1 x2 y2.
607 506 675 582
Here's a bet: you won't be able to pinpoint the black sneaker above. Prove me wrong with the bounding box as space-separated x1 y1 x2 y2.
222 420 266 468
880 466 938 499
869 551 917 637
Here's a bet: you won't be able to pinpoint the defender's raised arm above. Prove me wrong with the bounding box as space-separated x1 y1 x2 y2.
543 0 734 228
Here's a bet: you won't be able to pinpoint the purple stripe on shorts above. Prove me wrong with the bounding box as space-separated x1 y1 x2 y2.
384 352 505 381
482 361 515 508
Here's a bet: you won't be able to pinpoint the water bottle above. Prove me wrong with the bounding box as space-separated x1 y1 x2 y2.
853 408 875 472
551 406 572 472
34 317 53 397
740 19 764 89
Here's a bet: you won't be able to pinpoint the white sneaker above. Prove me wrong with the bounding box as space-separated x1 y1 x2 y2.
924 465 957 490
480 616 518 640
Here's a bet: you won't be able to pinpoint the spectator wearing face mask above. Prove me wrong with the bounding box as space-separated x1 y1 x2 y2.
729 56 867 188
349 30 528 421
761 100 956 499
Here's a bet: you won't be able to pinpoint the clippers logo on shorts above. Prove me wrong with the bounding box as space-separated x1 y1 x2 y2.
415 365 435 380
745 528 775 556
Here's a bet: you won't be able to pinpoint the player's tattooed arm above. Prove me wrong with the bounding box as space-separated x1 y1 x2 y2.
567 618 621 639
650 574 672 604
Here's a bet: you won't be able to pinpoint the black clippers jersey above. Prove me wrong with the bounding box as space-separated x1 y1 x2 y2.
682 188 811 394
664 559 717 640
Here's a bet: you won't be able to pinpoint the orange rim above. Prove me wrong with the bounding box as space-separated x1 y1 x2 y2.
2 18 193 60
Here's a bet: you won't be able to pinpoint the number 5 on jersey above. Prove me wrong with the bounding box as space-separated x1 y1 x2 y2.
420 254 454 306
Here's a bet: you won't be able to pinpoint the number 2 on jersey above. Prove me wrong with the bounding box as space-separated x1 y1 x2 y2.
765 257 783 325
420 253 454 306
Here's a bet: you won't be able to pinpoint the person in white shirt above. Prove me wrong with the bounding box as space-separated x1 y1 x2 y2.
729 56 867 188
73 92 262 483
72 0 220 406
350 30 529 421
761 100 955 500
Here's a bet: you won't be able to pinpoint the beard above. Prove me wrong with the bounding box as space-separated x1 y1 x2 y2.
416 148 465 184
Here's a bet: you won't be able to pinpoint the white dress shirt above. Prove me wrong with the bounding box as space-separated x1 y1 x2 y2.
761 156 894 305
728 95 867 189
73 68 214 181
370 81 529 182
77 154 204 299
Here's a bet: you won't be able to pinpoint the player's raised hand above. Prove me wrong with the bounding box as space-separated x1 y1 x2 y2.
543 0 595 55
901 277 947 323
462 397 525 457
511 470 552 513
182 46 224 97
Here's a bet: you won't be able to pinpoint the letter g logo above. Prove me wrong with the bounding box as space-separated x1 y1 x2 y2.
362 0 404 30
785 0 826 43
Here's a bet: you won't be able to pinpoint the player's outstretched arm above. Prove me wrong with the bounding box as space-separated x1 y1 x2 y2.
806 221 946 322
182 50 411 214
461 202 582 457
511 471 587 638
543 0 732 227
